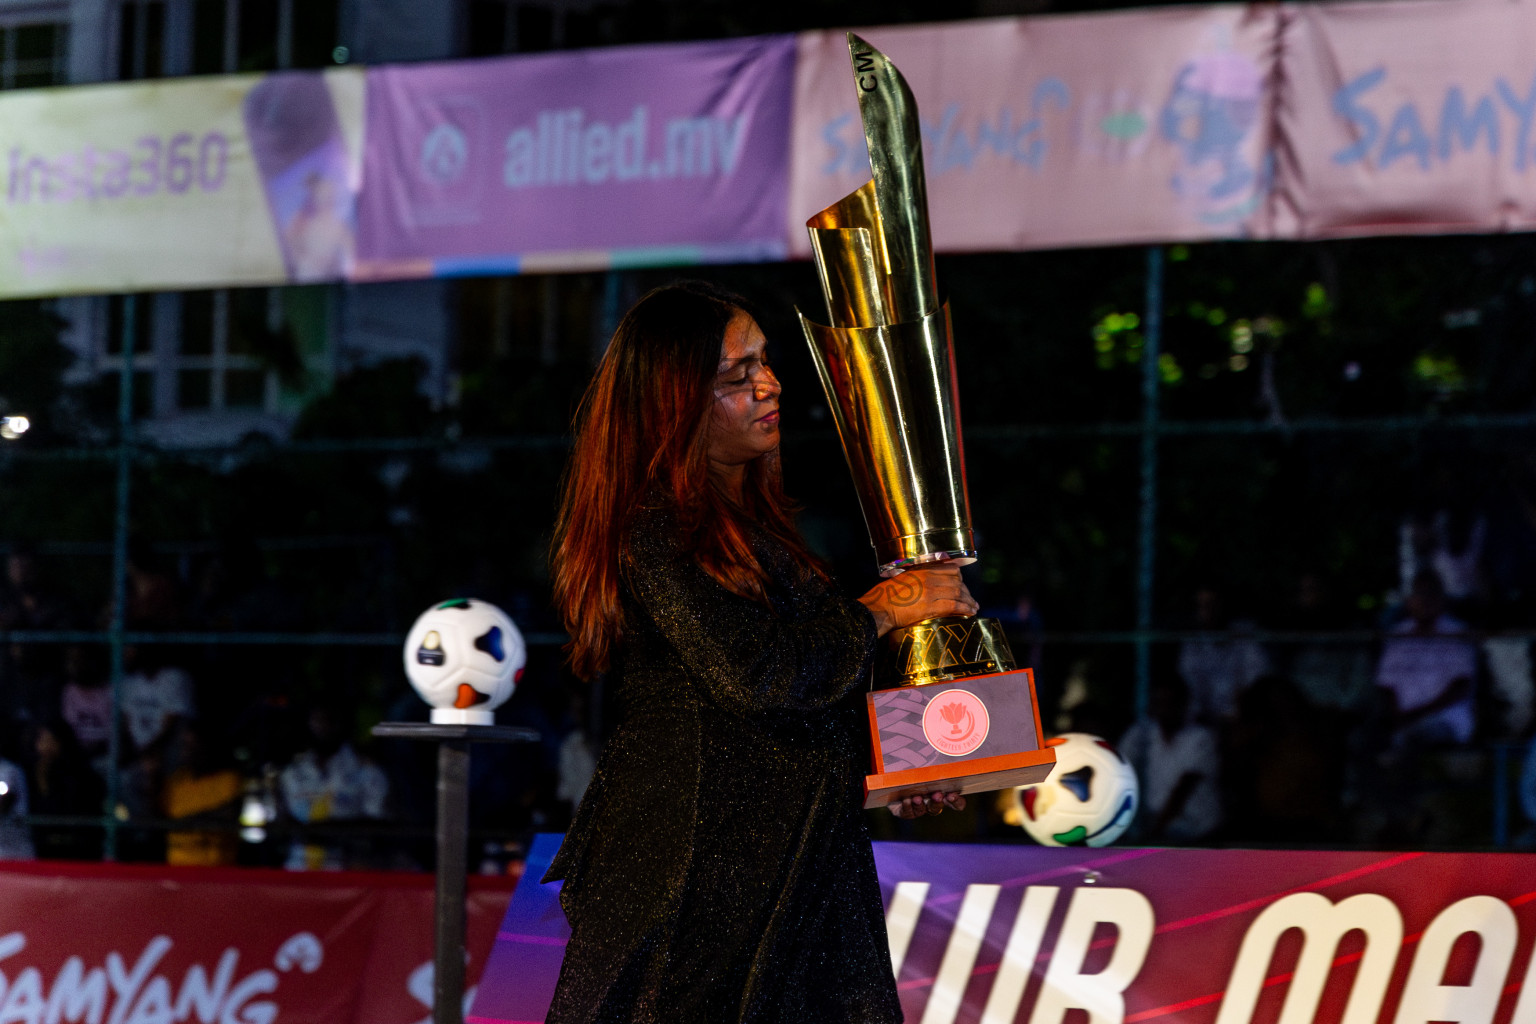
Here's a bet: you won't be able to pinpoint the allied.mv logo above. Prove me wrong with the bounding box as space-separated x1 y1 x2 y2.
420 123 469 185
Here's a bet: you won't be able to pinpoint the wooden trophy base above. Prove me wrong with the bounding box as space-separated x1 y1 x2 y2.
863 667 1056 809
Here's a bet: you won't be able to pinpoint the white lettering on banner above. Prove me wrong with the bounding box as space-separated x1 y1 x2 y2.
46 958 108 1024
1217 893 1401 1024
502 106 748 189
0 932 316 1024
170 951 236 1024
1028 887 1154 1024
884 882 929 978
406 961 477 1024
892 884 1152 1024
1391 896 1516 1024
893 880 1536 1020
978 887 1058 1024
105 937 170 1024
920 885 1000 1024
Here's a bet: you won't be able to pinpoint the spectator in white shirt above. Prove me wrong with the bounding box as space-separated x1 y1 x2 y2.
120 647 195 757
1119 672 1223 843
1177 584 1271 726
280 704 389 870
1375 570 1477 748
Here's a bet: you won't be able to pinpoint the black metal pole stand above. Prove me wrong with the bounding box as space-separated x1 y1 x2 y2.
373 722 538 1024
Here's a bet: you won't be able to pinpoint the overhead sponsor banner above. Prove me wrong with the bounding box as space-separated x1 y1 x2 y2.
0 861 510 1024
788 9 1278 258
354 36 795 278
0 69 365 299
21 0 1536 300
473 835 1536 1023
1278 0 1536 238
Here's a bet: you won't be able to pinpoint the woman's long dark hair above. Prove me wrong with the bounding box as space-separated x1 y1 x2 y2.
551 281 824 680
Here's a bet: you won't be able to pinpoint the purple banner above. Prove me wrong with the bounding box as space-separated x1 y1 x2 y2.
355 36 794 278
472 835 1536 1023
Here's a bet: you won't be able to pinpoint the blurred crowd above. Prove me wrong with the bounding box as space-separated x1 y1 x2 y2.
0 541 596 872
1049 489 1536 849
6 482 1536 866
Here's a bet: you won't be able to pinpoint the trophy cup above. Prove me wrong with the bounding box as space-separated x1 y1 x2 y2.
800 34 1056 809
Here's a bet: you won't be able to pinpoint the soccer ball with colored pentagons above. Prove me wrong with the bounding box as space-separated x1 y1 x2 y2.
1011 733 1139 847
403 598 526 725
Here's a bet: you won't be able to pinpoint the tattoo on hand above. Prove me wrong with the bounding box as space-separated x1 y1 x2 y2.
887 576 922 607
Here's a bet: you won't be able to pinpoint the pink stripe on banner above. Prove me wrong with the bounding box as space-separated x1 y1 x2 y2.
928 847 1162 906
1150 851 1425 936
497 932 568 946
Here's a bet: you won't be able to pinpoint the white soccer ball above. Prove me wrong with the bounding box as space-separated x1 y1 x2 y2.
1011 733 1139 847
403 598 526 725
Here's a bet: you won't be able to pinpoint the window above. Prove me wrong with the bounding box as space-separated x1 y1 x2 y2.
105 294 155 357
187 0 338 75
177 290 277 412
0 22 69 89
118 0 340 80
467 1 591 56
117 0 165 79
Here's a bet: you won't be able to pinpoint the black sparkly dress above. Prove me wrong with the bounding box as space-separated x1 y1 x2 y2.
544 505 902 1024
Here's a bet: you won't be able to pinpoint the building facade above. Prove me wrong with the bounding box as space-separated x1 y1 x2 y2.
0 0 533 445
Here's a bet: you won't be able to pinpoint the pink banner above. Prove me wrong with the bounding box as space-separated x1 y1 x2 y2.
1278 0 1536 238
474 835 1536 1023
0 861 512 1024
355 37 794 279
789 10 1279 257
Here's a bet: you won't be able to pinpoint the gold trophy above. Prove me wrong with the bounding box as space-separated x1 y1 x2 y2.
800 34 1055 808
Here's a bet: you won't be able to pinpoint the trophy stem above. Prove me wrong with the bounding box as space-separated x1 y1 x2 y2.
878 614 1017 687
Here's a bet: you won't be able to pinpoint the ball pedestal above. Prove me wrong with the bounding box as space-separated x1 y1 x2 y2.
372 722 538 1024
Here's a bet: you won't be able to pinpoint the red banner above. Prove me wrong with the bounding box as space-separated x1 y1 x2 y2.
0 861 512 1024
475 835 1536 1023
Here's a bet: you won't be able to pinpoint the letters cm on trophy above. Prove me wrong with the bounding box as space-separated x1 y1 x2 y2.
798 33 1056 810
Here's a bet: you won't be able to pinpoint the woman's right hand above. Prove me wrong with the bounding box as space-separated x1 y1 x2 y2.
857 563 979 638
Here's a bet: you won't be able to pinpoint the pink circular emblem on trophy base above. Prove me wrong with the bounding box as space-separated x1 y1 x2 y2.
921 688 990 757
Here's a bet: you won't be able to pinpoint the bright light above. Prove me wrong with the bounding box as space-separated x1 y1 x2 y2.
240 792 269 843
0 416 30 440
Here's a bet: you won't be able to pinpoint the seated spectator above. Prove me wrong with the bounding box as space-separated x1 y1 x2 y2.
112 649 196 862
1225 674 1341 843
163 720 242 867
280 704 388 870
121 647 195 760
1273 572 1373 716
58 646 111 776
0 545 73 722
1374 570 1478 748
0 752 33 860
1177 583 1271 726
1400 502 1486 618
1119 672 1222 843
0 546 71 631
121 542 185 632
27 718 103 860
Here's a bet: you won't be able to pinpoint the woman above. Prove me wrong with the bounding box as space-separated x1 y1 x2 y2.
546 282 976 1022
